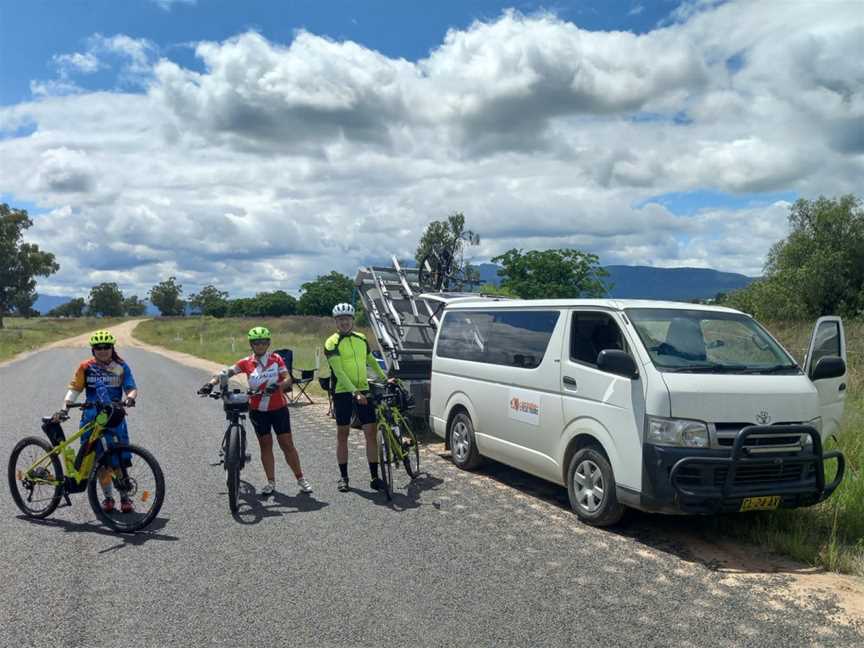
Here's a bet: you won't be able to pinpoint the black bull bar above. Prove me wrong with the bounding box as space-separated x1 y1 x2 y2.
668 425 845 511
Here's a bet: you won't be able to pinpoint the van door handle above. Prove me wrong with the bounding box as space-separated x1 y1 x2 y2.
563 376 577 388
839 383 846 392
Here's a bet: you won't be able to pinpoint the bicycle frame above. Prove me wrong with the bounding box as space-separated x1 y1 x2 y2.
375 401 414 464
19 411 113 489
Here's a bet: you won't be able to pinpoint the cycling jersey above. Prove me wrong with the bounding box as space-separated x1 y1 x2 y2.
324 330 387 394
231 352 289 412
68 357 136 404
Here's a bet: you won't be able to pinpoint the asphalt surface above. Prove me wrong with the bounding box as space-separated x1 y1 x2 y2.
1 346 862 647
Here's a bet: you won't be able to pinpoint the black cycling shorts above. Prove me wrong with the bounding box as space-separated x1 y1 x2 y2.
333 392 376 427
249 407 292 437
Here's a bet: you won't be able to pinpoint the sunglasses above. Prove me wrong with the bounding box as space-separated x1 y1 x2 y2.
93 344 113 351
251 339 271 345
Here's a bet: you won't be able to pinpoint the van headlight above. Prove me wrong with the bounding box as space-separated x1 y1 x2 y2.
647 416 709 448
803 417 822 446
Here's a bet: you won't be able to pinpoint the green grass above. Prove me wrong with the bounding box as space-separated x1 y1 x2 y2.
0 317 129 362
133 316 375 396
707 319 864 575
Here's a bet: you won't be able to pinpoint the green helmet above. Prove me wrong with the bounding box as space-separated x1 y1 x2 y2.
89 330 117 346
247 326 271 341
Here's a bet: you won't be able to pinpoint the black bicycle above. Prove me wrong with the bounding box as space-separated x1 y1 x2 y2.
417 230 480 292
200 378 255 514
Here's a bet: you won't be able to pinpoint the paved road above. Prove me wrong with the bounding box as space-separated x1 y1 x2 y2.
1 346 861 647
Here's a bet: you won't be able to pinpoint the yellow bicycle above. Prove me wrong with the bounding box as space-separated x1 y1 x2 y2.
370 382 420 500
7 402 165 533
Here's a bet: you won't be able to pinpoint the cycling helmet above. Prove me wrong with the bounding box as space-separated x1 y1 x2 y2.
332 303 355 318
247 326 271 341
89 330 116 346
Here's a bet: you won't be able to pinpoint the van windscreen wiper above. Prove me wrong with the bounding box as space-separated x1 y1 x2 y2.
666 363 748 373
741 364 800 374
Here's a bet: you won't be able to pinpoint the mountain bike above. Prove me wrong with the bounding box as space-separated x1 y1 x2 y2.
200 378 255 514
417 230 480 292
369 381 420 500
7 402 165 533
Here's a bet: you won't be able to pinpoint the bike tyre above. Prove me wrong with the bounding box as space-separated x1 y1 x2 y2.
377 424 392 500
8 436 63 519
401 426 420 479
88 443 165 533
225 425 242 514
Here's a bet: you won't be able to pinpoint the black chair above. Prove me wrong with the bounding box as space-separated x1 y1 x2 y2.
273 348 315 405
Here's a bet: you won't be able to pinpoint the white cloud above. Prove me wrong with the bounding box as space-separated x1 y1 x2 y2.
2 2 862 298
150 0 197 10
53 52 102 76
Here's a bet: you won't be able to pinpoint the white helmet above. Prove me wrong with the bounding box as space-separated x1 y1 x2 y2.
332 302 355 318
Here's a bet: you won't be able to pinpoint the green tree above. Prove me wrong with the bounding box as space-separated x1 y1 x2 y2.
227 297 257 317
491 248 610 299
724 195 864 320
123 295 147 316
0 203 59 328
189 285 229 317
298 271 354 316
415 212 480 289
88 282 125 317
148 276 185 316
254 290 297 317
48 297 86 317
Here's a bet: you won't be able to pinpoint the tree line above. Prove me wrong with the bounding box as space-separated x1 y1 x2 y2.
2 196 861 327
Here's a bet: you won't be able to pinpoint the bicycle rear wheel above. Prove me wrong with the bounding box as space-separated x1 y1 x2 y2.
376 424 392 500
88 444 164 533
400 425 420 479
8 436 63 519
225 426 242 514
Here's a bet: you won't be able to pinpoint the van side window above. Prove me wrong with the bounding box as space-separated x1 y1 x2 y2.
570 312 627 367
811 320 841 367
437 310 560 368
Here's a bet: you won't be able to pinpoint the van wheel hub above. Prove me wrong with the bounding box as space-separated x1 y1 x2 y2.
452 420 470 462
574 459 604 512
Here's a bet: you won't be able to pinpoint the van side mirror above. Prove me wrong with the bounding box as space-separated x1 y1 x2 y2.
811 356 845 380
597 349 639 379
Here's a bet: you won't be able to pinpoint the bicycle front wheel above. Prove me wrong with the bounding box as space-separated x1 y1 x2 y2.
88 444 165 533
225 426 242 514
377 425 392 500
401 426 420 479
8 436 63 519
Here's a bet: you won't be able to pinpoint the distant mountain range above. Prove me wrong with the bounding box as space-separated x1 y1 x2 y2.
33 264 754 314
475 263 754 300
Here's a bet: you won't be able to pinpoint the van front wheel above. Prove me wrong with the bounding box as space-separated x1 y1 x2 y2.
566 447 624 527
449 412 481 470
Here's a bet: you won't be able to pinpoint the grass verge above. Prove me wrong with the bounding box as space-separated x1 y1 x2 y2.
0 317 128 363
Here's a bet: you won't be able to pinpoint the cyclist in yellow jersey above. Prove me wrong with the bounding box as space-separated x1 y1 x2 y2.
324 303 392 492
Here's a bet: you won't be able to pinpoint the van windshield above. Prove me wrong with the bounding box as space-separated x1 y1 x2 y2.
625 308 799 373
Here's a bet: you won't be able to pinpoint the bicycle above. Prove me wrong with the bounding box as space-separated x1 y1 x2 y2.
200 377 256 514
417 230 480 292
369 381 420 500
7 402 165 533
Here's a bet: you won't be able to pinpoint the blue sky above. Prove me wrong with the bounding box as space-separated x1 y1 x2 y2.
1 1 671 106
1 0 861 298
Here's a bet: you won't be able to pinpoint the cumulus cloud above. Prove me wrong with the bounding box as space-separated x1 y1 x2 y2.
2 1 862 298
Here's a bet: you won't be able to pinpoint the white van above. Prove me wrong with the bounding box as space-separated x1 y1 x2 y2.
428 299 847 526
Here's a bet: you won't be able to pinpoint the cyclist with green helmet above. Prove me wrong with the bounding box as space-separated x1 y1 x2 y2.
199 326 312 496
54 330 139 513
325 303 392 492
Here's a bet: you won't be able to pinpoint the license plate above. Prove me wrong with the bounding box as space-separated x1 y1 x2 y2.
740 495 781 512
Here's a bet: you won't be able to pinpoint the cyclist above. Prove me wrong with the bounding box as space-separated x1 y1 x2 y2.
324 303 392 492
199 326 313 496
54 330 138 513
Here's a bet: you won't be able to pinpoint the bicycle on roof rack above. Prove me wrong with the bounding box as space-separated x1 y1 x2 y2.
417 229 480 293
7 401 165 533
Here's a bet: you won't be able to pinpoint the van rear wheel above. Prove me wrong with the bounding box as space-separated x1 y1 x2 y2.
566 447 624 527
449 412 481 470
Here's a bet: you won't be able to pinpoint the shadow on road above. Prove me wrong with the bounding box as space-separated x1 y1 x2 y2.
435 449 820 577
230 480 329 525
351 471 445 511
16 515 178 554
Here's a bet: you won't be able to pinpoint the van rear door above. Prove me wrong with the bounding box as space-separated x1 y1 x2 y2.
804 316 847 439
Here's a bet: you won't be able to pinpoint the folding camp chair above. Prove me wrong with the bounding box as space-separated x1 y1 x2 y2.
273 348 315 405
